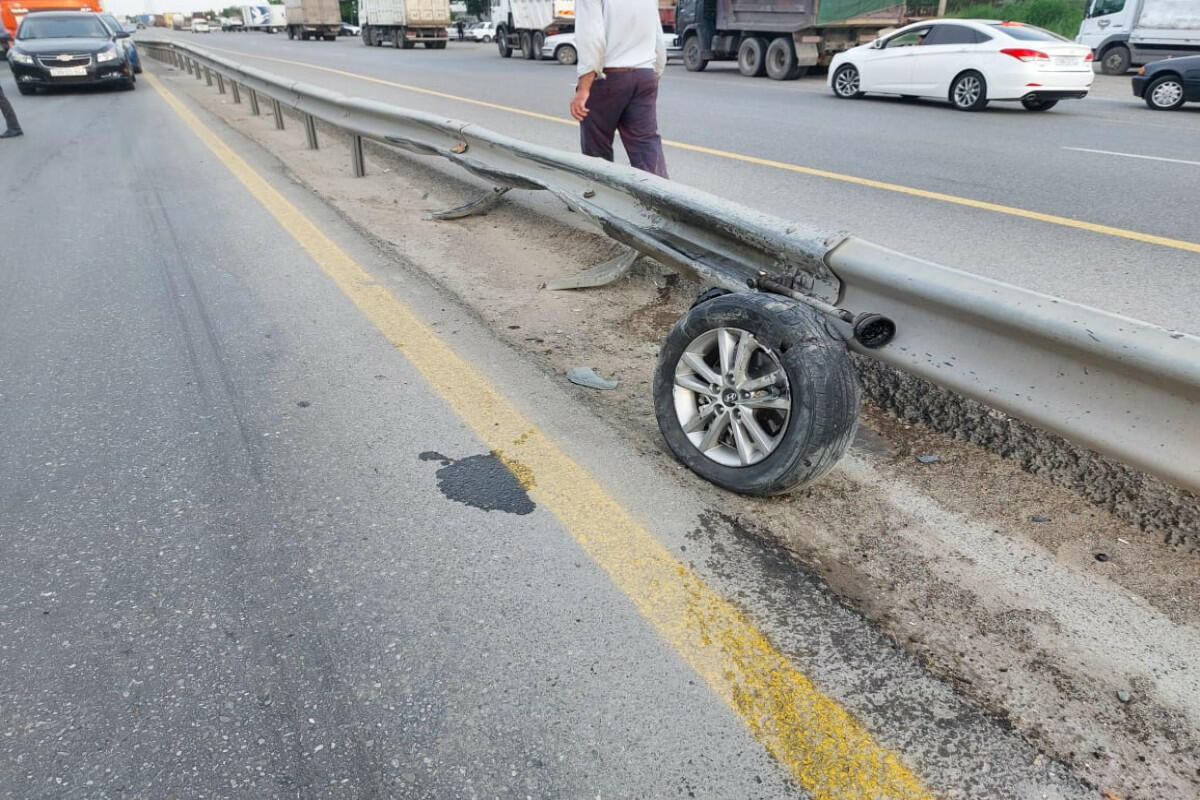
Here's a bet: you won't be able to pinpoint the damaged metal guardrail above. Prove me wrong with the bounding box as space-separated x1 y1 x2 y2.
141 38 1200 496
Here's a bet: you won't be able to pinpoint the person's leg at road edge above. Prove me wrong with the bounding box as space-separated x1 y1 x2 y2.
577 71 667 179
0 78 22 139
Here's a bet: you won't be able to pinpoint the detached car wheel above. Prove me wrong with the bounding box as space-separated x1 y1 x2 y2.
1145 75 1185 110
652 292 860 496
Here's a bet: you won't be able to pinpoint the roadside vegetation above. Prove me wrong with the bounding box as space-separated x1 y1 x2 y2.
948 0 1086 38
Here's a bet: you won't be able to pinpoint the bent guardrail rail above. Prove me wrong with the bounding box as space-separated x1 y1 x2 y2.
140 38 1200 494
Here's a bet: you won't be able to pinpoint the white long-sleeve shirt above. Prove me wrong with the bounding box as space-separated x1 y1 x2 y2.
574 0 666 79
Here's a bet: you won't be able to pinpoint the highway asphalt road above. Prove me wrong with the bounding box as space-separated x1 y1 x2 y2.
150 31 1200 334
0 65 1095 798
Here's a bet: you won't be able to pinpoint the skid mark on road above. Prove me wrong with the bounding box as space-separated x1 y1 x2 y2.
147 70 934 800
185 41 1200 256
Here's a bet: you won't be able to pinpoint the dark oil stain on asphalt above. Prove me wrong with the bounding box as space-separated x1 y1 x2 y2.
419 451 536 515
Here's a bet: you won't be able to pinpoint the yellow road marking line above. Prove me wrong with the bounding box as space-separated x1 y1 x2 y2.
187 41 1200 256
148 70 933 800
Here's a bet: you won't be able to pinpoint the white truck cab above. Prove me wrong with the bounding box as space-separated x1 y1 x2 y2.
1078 0 1200 74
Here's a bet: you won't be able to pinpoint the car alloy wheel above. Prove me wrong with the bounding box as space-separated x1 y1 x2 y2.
1147 77 1184 110
833 64 861 98
556 44 577 66
950 71 987 111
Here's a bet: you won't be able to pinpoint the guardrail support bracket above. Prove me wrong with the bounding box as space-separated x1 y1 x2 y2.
272 99 285 130
351 135 365 178
425 186 511 220
304 114 318 150
204 67 213 87
248 89 260 116
216 74 225 95
545 248 640 291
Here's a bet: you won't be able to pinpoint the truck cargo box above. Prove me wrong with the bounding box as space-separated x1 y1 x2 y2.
1132 0 1200 46
284 0 341 26
360 0 450 28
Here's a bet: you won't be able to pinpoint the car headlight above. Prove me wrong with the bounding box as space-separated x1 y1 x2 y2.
10 50 33 64
96 46 118 63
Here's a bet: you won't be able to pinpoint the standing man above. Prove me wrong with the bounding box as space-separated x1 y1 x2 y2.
0 71 22 139
569 0 667 178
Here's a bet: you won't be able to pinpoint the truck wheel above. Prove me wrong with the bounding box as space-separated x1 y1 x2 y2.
520 31 535 59
765 36 801 80
361 26 370 45
401 35 415 49
496 26 511 57
1100 44 1130 75
287 26 294 39
832 64 862 98
652 292 860 496
1144 74 1185 110
532 31 544 59
737 36 767 77
556 43 577 66
949 70 988 111
682 35 707 72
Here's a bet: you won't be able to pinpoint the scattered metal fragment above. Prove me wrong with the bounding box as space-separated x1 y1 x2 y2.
914 454 940 464
1030 515 1052 523
567 367 618 390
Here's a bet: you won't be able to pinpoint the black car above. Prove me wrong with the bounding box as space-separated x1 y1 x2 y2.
6 11 136 95
1132 55 1200 111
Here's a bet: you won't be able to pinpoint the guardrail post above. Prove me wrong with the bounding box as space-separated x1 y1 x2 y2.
204 67 213 87
216 73 225 94
248 89 260 116
231 82 241 104
351 135 365 178
271 98 284 130
194 59 202 81
304 113 318 150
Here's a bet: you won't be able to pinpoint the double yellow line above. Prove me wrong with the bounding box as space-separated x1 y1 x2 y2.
147 70 933 799
192 42 1200 256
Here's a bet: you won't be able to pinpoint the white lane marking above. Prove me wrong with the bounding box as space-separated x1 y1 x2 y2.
1063 146 1200 167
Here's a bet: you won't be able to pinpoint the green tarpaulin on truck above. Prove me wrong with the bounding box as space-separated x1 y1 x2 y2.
816 0 903 24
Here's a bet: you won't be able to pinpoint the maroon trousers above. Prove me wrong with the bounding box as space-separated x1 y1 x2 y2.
580 69 668 178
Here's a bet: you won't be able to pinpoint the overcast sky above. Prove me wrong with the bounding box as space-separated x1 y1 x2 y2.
105 0 241 17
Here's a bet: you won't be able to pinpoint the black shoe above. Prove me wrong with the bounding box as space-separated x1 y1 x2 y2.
0 129 22 139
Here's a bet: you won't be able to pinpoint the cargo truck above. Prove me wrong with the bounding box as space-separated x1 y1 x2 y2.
676 0 908 80
359 0 450 48
1077 0 1200 74
285 0 340 39
242 4 287 31
1 0 103 39
494 0 574 59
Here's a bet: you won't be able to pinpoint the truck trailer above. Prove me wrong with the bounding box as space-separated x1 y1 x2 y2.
285 0 340 39
1077 0 1200 74
677 0 907 80
1 0 103 39
359 0 450 48
494 0 574 59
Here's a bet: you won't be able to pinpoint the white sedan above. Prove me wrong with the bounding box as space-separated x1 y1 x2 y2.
828 19 1094 111
540 31 680 66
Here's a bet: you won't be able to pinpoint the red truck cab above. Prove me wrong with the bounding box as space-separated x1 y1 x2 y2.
2 0 104 39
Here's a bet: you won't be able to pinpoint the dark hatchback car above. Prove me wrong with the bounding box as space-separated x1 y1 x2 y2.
6 11 136 95
1132 55 1200 111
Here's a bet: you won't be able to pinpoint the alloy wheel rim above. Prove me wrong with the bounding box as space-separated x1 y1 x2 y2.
1152 81 1182 107
672 327 791 467
955 76 981 107
835 68 859 95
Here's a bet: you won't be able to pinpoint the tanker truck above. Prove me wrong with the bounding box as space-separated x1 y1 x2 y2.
677 0 910 80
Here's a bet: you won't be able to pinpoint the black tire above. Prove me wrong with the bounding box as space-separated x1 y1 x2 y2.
1144 74 1185 110
401 36 415 49
496 26 512 56
532 30 544 59
831 64 862 98
361 26 370 45
653 292 860 495
556 43 577 66
1021 96 1058 111
520 31 534 59
287 26 294 39
17 84 34 95
483 34 492 42
1100 44 1130 75
737 36 767 77
949 70 988 111
682 35 707 72
690 287 732 309
765 36 801 81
